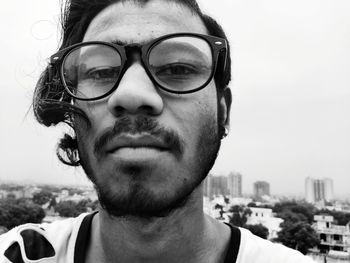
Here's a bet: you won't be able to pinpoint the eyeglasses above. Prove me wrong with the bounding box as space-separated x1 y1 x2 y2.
50 33 227 101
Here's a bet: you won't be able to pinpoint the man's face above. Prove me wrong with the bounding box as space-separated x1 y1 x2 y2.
74 0 229 217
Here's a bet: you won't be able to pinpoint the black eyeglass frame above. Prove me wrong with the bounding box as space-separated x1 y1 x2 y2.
50 32 228 101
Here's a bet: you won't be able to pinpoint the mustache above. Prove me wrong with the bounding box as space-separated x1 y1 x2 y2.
93 116 184 157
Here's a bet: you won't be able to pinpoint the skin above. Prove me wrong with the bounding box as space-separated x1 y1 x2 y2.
74 1 232 262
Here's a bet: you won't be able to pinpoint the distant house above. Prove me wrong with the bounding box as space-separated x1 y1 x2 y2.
313 214 350 260
246 207 283 240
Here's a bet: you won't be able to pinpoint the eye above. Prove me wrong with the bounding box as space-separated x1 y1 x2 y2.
154 63 198 77
85 67 120 81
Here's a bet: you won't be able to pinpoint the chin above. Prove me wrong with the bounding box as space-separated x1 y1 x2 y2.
90 162 195 218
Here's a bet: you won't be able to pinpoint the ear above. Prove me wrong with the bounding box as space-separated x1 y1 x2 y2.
218 87 232 132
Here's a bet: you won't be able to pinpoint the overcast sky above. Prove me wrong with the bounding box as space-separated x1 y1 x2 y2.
0 0 349 198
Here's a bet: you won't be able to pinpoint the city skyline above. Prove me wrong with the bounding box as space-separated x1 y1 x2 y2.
0 0 349 198
0 174 343 201
202 173 345 201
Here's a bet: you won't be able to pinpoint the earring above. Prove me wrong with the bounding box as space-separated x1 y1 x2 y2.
222 127 229 139
219 125 229 139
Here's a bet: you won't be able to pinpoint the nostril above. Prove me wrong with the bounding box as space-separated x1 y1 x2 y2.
112 106 126 117
113 105 157 116
139 105 158 115
110 104 157 116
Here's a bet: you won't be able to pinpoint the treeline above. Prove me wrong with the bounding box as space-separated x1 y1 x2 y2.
0 198 45 230
0 189 99 233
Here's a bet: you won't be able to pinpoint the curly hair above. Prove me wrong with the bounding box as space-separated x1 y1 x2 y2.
33 0 232 166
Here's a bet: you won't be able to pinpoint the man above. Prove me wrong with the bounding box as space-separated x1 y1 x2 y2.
0 0 316 262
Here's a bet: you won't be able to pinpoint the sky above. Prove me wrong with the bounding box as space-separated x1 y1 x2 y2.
0 0 349 197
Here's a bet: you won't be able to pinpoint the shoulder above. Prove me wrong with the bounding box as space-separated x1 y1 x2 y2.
0 213 89 263
236 227 316 263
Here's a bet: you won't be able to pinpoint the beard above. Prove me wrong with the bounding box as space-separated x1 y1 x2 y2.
77 115 220 219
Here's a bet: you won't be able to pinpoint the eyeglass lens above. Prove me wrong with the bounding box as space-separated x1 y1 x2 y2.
62 36 213 99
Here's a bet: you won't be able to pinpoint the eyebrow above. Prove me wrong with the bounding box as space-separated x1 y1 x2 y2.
111 39 149 46
111 40 128 46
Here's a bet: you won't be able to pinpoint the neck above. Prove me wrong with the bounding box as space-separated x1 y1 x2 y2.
85 187 231 263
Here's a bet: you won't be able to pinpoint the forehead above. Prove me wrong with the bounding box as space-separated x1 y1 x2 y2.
83 0 208 43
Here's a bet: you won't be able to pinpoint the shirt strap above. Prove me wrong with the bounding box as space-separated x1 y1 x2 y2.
74 211 98 263
224 223 241 263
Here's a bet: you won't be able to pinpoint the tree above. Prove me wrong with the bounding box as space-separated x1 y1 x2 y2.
6 193 16 199
279 210 308 224
224 196 230 205
32 190 54 205
55 199 91 217
0 198 45 229
275 221 320 255
247 202 257 207
87 200 99 211
214 204 225 219
274 202 315 224
244 224 269 239
228 205 251 227
49 197 57 208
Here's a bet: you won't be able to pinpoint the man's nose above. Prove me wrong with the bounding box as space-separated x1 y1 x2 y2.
107 63 164 116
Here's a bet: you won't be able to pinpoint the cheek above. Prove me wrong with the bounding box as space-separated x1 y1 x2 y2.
170 96 218 148
74 101 110 140
73 107 108 166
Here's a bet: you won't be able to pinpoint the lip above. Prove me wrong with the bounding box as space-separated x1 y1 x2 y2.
105 133 169 153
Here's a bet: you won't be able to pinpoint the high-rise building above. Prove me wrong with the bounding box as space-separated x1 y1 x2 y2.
227 172 242 198
314 179 325 202
203 174 228 199
324 178 334 202
305 177 334 203
211 175 229 197
253 181 270 200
